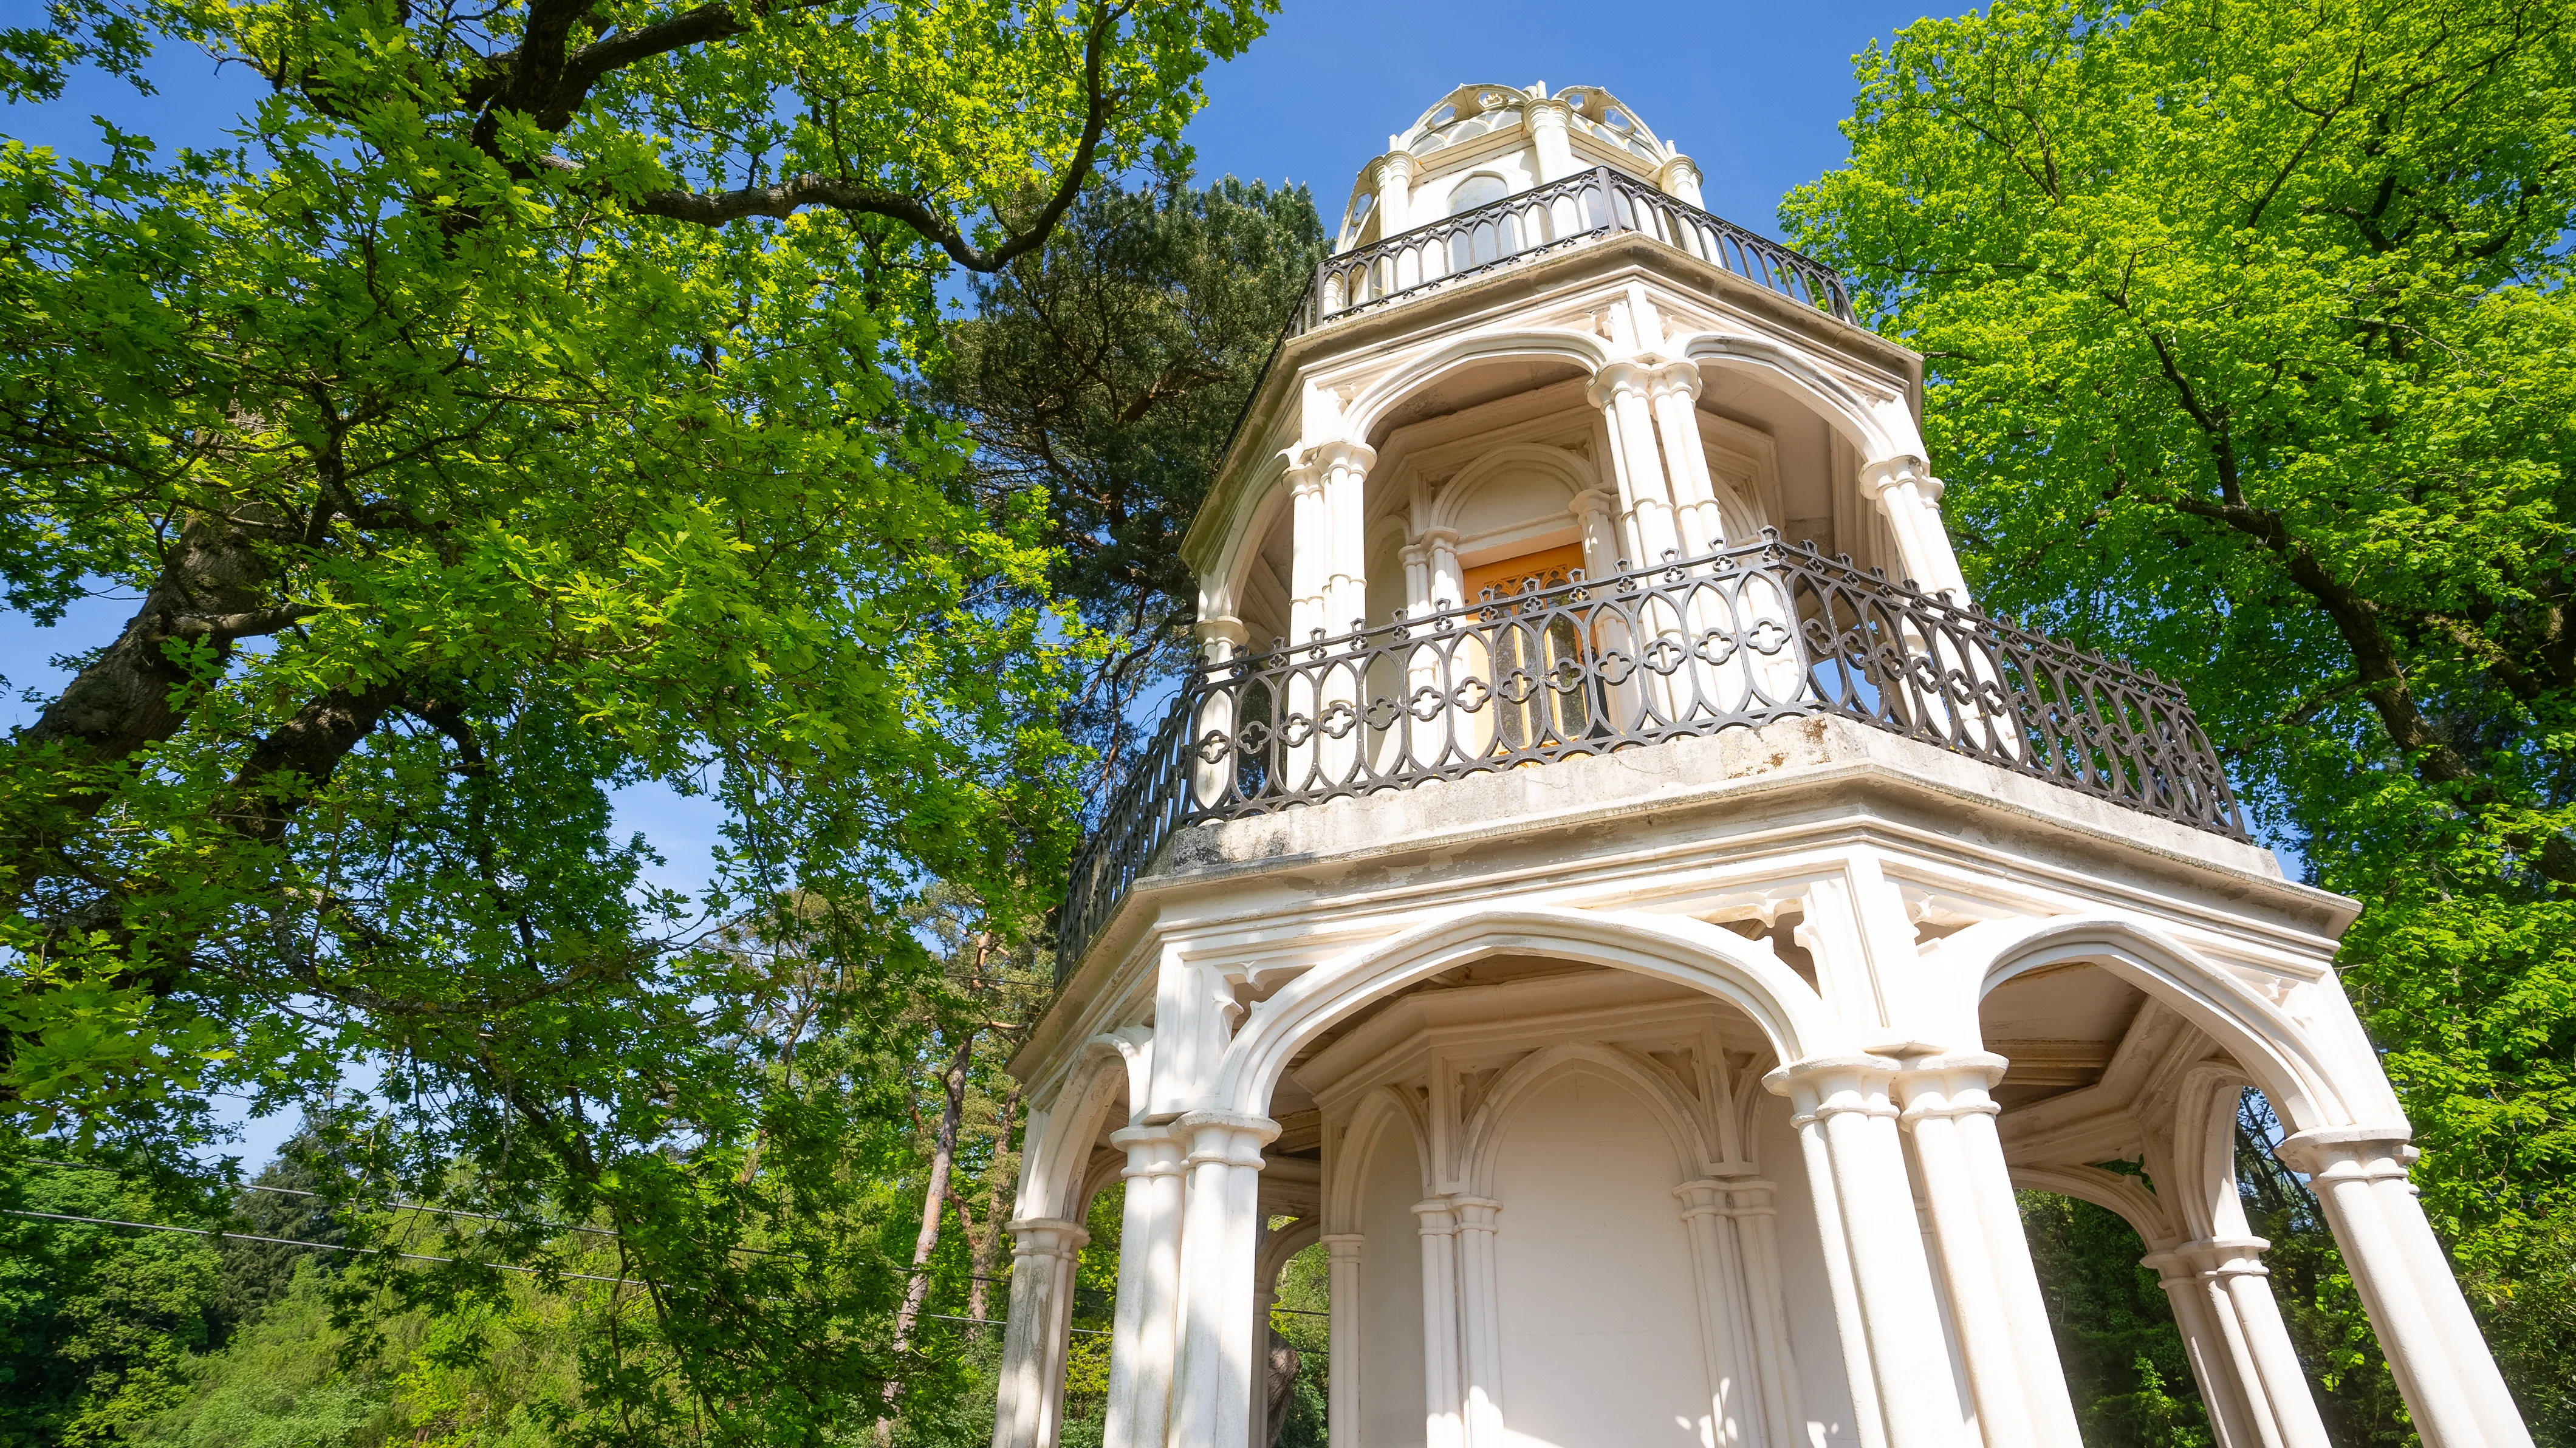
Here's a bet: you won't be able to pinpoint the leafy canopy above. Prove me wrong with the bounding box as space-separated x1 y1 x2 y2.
0 0 1266 1439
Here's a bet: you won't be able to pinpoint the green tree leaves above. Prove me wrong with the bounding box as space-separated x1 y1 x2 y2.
2 0 1270 1438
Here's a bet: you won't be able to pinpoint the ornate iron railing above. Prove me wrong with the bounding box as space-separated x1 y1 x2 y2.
1058 540 2243 972
1300 166 1855 332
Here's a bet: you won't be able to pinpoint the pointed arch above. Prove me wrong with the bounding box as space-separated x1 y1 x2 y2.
1953 915 2348 1136
1329 1085 1435 1234
1674 331 1919 465
1343 330 1611 444
1018 1029 1147 1221
2012 1163 2185 1250
1458 1042 1710 1195
1216 905 1832 1122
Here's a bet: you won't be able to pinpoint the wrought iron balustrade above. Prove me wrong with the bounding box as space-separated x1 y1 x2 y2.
1300 166 1855 333
1058 540 2243 972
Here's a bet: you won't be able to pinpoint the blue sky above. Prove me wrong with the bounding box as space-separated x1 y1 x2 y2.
0 2 1944 1163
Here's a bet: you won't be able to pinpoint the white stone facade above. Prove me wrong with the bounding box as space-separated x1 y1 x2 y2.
994 84 2534 1448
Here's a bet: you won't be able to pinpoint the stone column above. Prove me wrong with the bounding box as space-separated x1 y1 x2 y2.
1287 460 1326 644
1895 1058 2037 1448
1322 1233 1365 1448
1190 615 1250 810
1675 1180 1762 1447
1423 528 1464 609
1589 363 1681 566
1898 1054 2082 1448
1314 441 1375 640
1104 1126 1187 1448
1165 1112 1279 1448
1569 488 1623 580
2280 1130 2533 1448
1413 1197 1466 1448
1372 152 1417 289
1770 1055 1962 1448
2143 1250 2266 1448
2187 1238 2332 1448
1527 95 1577 185
1724 1180 1809 1448
1659 154 1707 208
1856 456 1967 598
991 1217 1091 1448
1452 1197 1506 1448
1647 362 1721 558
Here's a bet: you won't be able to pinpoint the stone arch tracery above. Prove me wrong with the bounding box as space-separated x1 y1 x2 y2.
1950 915 2359 1138
1458 1040 1711 1196
1216 906 1832 1122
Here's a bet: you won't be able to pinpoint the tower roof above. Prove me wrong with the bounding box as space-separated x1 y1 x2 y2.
1337 83 1682 248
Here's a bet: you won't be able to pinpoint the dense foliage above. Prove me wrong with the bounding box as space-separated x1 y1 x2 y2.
933 178 1326 778
0 0 1266 1439
1784 0 2576 1437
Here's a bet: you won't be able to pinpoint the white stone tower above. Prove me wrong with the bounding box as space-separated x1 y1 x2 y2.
990 83 2534 1448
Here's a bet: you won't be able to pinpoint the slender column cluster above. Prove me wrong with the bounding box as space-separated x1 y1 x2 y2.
1894 1056 2080 1448
2140 1237 2330 1448
2278 1132 2533 1448
1856 457 1967 598
1411 1197 1466 1448
1674 1177 1806 1447
1165 1112 1281 1448
1101 1126 1187 1448
991 1217 1091 1448
1589 362 1681 566
1769 1055 1960 1448
1321 1234 1365 1448
1451 1198 1507 1448
1645 363 1724 556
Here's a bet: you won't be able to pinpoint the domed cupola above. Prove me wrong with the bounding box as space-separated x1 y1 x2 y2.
1336 82 1706 251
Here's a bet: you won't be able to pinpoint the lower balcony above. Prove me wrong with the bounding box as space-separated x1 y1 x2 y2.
1059 538 2244 974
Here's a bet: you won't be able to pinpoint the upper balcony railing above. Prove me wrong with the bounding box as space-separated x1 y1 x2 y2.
1057 540 2245 973
1297 165 1856 335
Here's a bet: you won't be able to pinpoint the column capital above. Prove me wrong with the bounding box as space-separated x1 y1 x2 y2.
1525 95 1572 129
1007 1216 1092 1260
1673 1178 1730 1217
1411 1197 1461 1234
1763 1053 1903 1122
1657 154 1704 200
1109 1122 1187 1176
1173 1109 1279 1169
1450 1196 1502 1232
1858 454 1941 502
2276 1125 2415 1181
1313 438 1376 475
1894 1052 2010 1124
1320 1232 1367 1257
1371 150 1416 187
1567 486 1618 523
2185 1235 2276 1278
1585 360 1657 408
1194 613 1250 656
1287 459 1324 499
1646 360 1704 403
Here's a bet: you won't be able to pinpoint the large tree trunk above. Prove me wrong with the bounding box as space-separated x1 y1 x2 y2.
879 1030 977 1436
963 1084 1020 1328
21 510 282 764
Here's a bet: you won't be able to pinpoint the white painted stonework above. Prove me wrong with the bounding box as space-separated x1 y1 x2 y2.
990 84 2536 1448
